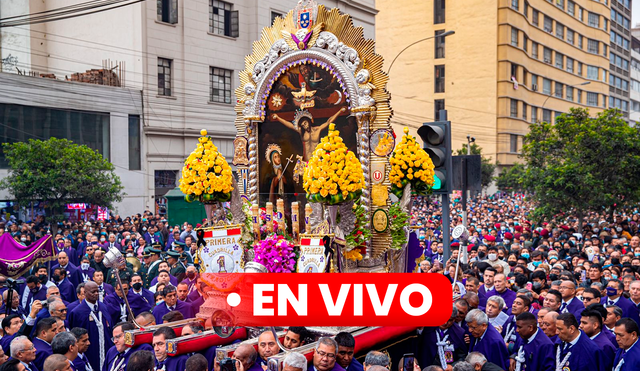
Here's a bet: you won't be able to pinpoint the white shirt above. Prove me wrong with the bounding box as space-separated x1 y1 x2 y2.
527 329 540 344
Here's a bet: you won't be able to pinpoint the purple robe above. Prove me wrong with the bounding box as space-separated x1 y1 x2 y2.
418 324 468 368
613 339 640 371
68 300 113 371
130 288 155 308
347 359 363 371
469 324 509 371
591 331 616 370
51 262 83 288
155 354 188 371
555 331 605 371
486 288 517 312
80 267 96 283
103 291 152 325
25 285 47 309
602 326 618 348
0 333 16 354
309 365 346 371
74 353 92 371
478 285 493 308
67 300 82 314
606 296 640 326
152 299 193 324
511 329 554 371
56 278 76 303
560 296 585 321
33 337 53 371
102 343 153 371
247 363 263 371
97 283 115 301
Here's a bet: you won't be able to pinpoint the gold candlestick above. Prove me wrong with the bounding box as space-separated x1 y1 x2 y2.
305 204 312 234
291 202 299 240
276 199 285 232
266 202 274 233
251 204 260 240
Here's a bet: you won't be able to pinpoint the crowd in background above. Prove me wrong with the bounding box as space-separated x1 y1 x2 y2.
0 192 638 371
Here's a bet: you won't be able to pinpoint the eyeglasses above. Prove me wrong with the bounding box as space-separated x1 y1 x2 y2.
582 296 596 301
316 351 336 359
112 334 124 342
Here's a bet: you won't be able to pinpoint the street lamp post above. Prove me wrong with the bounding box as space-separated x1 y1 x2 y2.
540 81 591 110
386 30 455 75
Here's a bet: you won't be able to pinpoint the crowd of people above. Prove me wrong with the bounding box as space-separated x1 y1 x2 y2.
0 191 638 371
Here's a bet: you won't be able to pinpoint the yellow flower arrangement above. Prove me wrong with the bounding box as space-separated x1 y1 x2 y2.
389 127 435 197
303 124 365 204
180 129 234 202
374 132 394 154
344 249 363 261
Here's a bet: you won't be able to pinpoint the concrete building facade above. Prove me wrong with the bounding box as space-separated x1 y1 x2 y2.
376 0 611 167
0 0 377 216
630 30 640 124
608 0 632 118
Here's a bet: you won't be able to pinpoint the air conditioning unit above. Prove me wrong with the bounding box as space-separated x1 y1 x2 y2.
532 84 538 91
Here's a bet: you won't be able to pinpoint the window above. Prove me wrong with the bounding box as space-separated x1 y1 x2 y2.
588 12 599 27
524 1 529 16
434 99 445 120
0 103 110 167
531 107 538 122
157 0 178 24
577 90 582 103
587 92 598 106
544 47 552 63
555 82 563 98
566 57 574 73
523 35 528 52
511 28 519 46
511 64 518 80
128 115 141 170
522 102 527 120
510 134 518 153
210 67 233 104
556 0 564 9
578 7 583 21
587 39 599 54
566 29 574 44
555 53 563 69
435 30 446 58
512 0 519 10
578 35 583 49
587 65 598 80
543 78 552 94
271 11 283 25
532 42 538 59
532 74 538 90
155 170 178 190
158 57 172 96
210 0 239 37
578 62 582 76
544 16 553 33
434 0 445 24
603 18 608 31
543 109 551 123
567 1 575 15
435 65 445 93
510 99 518 117
566 87 574 101
556 23 564 39
532 10 539 26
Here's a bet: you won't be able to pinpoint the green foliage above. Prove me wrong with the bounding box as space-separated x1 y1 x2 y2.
496 163 526 192
346 200 372 251
455 143 497 189
519 108 640 227
1 138 124 219
388 203 409 250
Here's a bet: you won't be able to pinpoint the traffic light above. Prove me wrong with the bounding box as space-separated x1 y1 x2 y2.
417 110 452 194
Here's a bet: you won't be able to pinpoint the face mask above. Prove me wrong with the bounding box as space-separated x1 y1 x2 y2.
521 253 530 259
31 287 39 294
478 251 486 259
549 274 559 281
156 300 164 306
635 253 640 257
81 263 90 270
532 261 542 267
532 281 542 290
419 236 425 240
606 287 618 297
52 274 61 282
20 237 26 242
143 228 147 232
132 282 143 291
611 274 618 280
126 253 134 257
187 272 196 279
126 235 131 240
508 261 517 267
488 253 497 261
100 237 106 242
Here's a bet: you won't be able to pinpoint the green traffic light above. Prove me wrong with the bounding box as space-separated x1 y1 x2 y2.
432 174 442 190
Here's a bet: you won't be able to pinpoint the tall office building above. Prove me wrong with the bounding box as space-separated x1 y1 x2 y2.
377 0 610 167
608 0 632 118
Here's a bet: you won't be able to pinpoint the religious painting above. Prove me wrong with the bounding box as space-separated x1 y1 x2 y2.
258 62 358 221
370 129 395 157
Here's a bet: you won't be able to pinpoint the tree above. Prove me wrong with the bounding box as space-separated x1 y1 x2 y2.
455 143 497 189
496 163 526 192
519 108 640 233
1 138 124 220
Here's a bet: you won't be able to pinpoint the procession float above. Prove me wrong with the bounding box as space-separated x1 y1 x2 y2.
0 1 441 369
